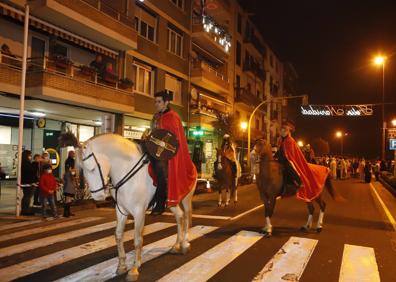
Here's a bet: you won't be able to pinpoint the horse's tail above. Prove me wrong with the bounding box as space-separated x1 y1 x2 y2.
325 176 346 202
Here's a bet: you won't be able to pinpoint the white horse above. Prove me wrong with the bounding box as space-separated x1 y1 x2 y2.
61 133 196 281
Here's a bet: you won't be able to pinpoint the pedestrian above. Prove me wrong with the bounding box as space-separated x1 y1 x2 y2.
63 155 77 217
373 161 380 181
329 158 337 179
32 154 41 206
39 164 58 218
364 162 372 183
358 159 365 182
21 150 39 215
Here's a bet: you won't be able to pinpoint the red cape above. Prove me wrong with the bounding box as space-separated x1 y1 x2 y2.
280 136 329 202
159 110 197 206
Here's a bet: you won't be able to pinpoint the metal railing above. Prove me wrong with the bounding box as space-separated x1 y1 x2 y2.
81 0 134 27
193 60 229 83
0 53 23 69
24 56 133 93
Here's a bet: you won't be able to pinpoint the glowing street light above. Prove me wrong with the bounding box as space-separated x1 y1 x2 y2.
392 119 396 127
335 131 346 155
240 121 248 131
297 140 304 147
373 54 386 160
336 131 343 138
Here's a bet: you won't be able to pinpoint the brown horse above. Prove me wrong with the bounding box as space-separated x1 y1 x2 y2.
214 148 238 206
255 140 338 237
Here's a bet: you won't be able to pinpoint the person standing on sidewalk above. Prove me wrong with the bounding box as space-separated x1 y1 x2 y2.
21 150 39 215
39 164 58 218
62 152 76 217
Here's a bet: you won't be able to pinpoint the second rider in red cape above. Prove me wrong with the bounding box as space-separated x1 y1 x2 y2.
149 91 197 215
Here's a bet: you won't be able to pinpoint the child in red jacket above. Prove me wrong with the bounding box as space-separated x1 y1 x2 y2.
39 164 58 218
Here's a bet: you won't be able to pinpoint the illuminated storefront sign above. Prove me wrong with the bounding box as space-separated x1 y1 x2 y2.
301 105 373 116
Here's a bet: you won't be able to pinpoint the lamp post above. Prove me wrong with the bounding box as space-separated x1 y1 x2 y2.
240 121 248 170
336 131 344 155
374 55 386 160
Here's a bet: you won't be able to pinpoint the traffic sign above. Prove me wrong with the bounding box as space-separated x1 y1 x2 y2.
390 139 396 151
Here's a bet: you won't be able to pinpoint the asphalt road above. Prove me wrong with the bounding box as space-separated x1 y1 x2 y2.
0 178 395 282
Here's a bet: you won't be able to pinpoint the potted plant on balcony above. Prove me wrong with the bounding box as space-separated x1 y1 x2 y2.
119 78 134 90
52 54 72 70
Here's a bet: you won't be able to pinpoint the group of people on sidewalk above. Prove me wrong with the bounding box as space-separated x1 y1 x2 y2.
20 150 77 218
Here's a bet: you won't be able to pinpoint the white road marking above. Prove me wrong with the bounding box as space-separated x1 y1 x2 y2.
230 204 264 221
339 244 380 282
56 225 218 282
0 219 44 232
0 222 175 282
370 183 396 231
158 212 231 220
0 217 102 242
0 220 133 259
158 230 263 282
252 236 318 281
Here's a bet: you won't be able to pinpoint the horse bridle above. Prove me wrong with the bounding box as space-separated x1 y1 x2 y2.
82 151 149 216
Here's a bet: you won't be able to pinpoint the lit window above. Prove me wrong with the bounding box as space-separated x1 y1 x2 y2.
165 73 182 104
133 62 154 96
168 28 183 57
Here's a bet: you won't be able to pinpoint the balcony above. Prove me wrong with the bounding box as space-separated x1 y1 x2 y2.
191 60 229 94
29 0 137 50
0 54 134 113
243 59 265 80
235 87 261 107
192 14 231 59
244 33 265 55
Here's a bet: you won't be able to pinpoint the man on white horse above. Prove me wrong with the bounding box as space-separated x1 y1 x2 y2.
148 90 197 215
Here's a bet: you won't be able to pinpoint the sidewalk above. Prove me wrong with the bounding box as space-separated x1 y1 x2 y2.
370 180 396 231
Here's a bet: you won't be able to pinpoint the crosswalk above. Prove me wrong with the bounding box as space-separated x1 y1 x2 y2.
0 217 383 282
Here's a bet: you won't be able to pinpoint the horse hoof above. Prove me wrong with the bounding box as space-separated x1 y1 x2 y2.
116 265 127 275
126 268 139 282
218 203 222 207
261 231 272 238
181 243 191 255
300 226 310 232
316 227 323 233
170 244 182 254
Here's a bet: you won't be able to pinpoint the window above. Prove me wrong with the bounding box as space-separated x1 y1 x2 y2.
168 27 183 57
270 55 274 67
170 0 184 10
257 90 260 98
135 6 156 42
235 74 240 88
165 73 182 104
79 125 94 142
132 62 154 95
0 126 11 144
236 41 241 66
237 13 242 33
53 43 68 58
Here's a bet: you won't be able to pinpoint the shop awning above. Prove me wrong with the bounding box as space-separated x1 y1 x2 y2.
0 3 118 59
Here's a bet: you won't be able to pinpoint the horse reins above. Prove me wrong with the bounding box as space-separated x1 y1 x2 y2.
82 151 149 216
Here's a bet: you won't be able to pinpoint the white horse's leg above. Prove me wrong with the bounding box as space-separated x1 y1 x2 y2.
301 202 314 231
126 210 145 282
218 190 222 207
262 216 273 235
317 210 325 231
225 189 230 206
169 205 184 254
181 183 195 254
115 211 128 275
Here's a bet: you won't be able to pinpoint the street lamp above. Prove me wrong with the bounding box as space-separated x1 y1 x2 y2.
392 119 396 127
373 55 386 160
335 131 344 155
240 121 248 170
297 140 304 147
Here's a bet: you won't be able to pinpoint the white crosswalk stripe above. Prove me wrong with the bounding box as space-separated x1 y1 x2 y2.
56 225 218 282
0 216 102 242
0 217 385 282
158 230 263 282
339 244 380 282
253 236 318 281
0 219 133 259
0 222 174 281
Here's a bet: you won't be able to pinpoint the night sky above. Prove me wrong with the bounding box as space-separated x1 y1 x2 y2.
241 0 396 159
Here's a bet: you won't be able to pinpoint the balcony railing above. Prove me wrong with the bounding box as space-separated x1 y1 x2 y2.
193 60 228 83
27 56 133 92
244 33 265 53
235 87 261 106
243 59 265 79
81 0 134 26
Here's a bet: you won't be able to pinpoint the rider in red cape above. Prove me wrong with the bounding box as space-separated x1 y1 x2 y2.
149 90 197 214
277 121 329 202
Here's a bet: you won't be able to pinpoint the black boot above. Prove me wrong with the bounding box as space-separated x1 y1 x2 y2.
63 203 70 217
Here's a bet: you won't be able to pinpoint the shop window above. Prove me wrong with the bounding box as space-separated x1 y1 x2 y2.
168 27 183 57
135 6 157 42
132 62 154 96
0 126 11 144
165 73 182 104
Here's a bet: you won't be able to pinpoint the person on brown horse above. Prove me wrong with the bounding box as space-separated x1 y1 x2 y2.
256 121 342 236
